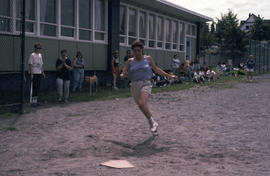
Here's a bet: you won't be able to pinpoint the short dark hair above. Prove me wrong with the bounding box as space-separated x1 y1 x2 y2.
34 42 41 49
173 54 177 58
113 50 119 54
76 51 82 57
61 49 67 54
131 40 144 50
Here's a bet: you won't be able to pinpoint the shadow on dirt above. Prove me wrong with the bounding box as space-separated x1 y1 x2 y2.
106 136 169 157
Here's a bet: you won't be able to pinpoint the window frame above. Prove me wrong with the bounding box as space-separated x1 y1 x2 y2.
120 2 196 52
0 0 13 34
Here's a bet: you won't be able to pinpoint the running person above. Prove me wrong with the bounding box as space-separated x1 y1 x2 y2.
120 40 177 135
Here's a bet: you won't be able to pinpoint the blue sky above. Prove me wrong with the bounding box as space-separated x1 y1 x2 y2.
167 0 270 21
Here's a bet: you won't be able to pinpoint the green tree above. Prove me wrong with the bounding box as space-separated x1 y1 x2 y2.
216 9 248 59
250 16 265 41
199 22 216 51
200 22 210 50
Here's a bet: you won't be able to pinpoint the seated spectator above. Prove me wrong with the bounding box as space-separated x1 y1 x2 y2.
178 63 186 75
202 62 208 73
216 62 222 73
206 67 217 81
190 61 195 78
199 69 206 82
193 70 201 83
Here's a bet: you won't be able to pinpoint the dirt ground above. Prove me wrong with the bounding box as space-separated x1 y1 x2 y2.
0 74 270 176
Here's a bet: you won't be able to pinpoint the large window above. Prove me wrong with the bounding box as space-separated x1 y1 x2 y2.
119 5 126 43
79 0 92 40
61 0 75 37
0 0 108 43
40 0 56 37
172 20 178 50
128 8 137 45
139 11 147 45
157 16 163 48
95 0 105 41
148 14 156 48
0 0 11 32
165 19 171 49
16 0 35 33
179 22 185 51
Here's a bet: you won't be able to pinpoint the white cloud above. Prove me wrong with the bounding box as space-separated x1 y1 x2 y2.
166 0 270 21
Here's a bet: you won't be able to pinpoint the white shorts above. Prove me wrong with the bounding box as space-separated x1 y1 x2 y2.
130 80 152 104
247 68 254 72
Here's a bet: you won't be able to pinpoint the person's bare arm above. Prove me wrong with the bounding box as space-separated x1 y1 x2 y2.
29 64 33 80
111 58 115 72
120 59 131 79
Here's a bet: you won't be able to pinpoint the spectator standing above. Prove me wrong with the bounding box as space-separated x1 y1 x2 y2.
56 49 72 103
111 50 120 90
72 51 84 92
124 50 132 64
246 55 255 81
28 42 45 106
171 54 180 75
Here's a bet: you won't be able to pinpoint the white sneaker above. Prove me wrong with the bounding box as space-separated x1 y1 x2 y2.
113 86 119 90
149 118 159 134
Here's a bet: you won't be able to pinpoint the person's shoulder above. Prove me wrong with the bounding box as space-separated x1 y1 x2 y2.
30 52 36 57
145 55 153 61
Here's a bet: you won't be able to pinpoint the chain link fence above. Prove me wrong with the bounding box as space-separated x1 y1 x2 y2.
249 40 270 73
199 40 270 73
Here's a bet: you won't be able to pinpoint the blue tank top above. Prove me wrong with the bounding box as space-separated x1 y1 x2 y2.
129 57 153 81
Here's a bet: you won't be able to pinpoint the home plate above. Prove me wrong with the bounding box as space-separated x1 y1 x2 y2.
100 160 135 169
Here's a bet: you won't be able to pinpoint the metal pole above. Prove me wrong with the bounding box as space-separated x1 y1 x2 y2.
264 43 266 73
20 0 25 114
266 43 269 72
254 40 257 72
259 41 261 73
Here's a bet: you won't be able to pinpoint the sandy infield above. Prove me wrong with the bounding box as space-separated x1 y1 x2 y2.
0 74 270 176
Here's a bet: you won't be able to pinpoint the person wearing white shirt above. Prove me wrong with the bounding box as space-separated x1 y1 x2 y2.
171 55 180 75
28 43 45 106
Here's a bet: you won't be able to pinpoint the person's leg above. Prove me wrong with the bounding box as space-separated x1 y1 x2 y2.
35 74 41 103
137 91 158 133
137 91 152 118
250 71 253 80
79 69 84 91
72 70 79 92
113 73 118 89
64 80 70 102
32 74 38 104
56 78 63 101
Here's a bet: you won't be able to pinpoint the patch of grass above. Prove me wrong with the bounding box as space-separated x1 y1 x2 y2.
6 127 17 131
27 76 248 105
0 112 17 119
0 73 265 113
